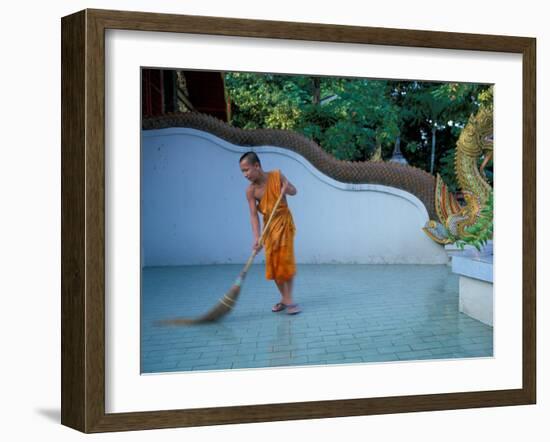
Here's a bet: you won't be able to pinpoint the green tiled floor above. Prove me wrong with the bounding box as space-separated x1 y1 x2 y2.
141 264 493 373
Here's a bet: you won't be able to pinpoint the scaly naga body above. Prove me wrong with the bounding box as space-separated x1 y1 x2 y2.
423 104 493 245
455 104 493 206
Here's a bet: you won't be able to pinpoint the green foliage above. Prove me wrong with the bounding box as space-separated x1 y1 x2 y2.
225 73 304 130
224 72 492 171
454 191 494 251
397 81 490 176
438 148 458 191
304 79 400 160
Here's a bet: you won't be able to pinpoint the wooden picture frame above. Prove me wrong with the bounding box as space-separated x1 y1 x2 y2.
61 8 536 433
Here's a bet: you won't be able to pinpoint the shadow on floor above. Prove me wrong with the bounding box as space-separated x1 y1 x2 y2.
35 408 60 423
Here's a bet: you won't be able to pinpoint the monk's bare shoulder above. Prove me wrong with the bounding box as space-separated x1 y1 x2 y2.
245 184 255 200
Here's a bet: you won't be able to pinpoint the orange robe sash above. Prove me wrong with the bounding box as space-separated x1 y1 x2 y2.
257 170 296 281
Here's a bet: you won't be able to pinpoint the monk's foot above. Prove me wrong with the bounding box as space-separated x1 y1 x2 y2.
285 304 301 315
272 302 287 313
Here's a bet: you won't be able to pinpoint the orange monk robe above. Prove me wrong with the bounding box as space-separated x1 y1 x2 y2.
257 170 296 281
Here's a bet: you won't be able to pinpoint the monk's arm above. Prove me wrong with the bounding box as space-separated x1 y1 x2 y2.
245 187 262 249
281 173 297 196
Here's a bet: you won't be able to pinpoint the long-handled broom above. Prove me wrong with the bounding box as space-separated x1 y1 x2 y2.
157 190 285 326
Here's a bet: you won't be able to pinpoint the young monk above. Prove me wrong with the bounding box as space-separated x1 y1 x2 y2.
239 151 301 315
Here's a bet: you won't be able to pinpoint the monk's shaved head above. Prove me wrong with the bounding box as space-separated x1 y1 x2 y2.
239 151 261 167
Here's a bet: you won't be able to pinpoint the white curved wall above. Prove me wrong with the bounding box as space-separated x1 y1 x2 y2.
141 127 447 266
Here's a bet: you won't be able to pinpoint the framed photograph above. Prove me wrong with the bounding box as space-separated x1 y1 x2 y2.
61 9 536 433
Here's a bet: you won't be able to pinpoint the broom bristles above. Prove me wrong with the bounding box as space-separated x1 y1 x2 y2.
156 274 245 326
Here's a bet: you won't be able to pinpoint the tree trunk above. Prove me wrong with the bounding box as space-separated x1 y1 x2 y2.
312 77 321 105
371 142 383 162
430 124 436 174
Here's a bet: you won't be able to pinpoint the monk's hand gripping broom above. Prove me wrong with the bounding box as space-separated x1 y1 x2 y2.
158 190 286 325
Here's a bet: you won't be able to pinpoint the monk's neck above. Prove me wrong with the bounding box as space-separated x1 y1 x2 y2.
254 170 269 186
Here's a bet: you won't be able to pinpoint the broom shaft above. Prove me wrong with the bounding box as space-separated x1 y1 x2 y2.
258 191 285 245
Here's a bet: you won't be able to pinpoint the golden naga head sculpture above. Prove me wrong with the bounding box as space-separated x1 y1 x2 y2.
458 104 494 159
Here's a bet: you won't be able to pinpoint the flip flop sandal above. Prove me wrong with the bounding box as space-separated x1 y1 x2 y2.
286 304 301 315
272 302 287 312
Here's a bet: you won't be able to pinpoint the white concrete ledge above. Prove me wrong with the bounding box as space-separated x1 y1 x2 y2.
451 248 494 326
452 254 493 283
458 276 494 326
